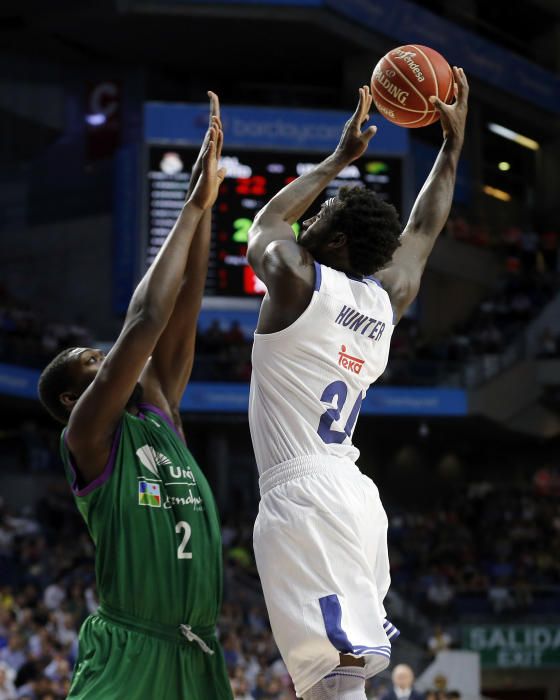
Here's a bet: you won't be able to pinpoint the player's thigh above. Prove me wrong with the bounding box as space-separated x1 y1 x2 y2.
360 475 391 600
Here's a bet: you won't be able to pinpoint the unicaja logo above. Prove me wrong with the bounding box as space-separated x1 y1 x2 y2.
374 69 409 105
393 49 426 82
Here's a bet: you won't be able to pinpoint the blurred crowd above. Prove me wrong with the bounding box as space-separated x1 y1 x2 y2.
385 217 559 387
0 285 92 371
192 320 253 383
389 478 560 619
1 445 558 698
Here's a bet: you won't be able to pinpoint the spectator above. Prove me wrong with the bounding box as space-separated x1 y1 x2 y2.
42 582 65 612
0 662 16 700
427 625 452 656
0 634 26 674
537 328 558 358
488 579 515 614
426 576 455 615
380 664 423 700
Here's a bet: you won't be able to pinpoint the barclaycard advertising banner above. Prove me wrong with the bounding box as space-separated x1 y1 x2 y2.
463 625 560 668
144 103 408 154
0 364 466 416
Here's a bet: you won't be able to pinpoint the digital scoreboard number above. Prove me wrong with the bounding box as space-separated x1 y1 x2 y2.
146 147 402 297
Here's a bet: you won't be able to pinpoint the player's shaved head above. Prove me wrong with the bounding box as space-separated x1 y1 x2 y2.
38 348 80 423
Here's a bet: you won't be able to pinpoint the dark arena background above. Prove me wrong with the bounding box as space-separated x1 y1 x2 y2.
1 1 560 698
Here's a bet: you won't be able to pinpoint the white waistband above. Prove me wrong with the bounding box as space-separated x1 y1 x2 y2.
258 455 361 496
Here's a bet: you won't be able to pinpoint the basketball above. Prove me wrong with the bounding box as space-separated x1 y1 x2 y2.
371 44 454 128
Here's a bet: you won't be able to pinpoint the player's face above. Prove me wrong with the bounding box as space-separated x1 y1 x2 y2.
64 347 143 413
298 198 338 252
67 347 106 393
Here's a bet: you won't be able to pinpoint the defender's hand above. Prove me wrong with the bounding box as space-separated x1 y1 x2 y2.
335 86 378 163
188 91 223 195
189 120 226 210
430 67 469 145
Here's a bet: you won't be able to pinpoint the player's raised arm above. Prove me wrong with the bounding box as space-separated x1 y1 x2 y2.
142 92 223 431
65 122 225 482
377 67 469 322
247 86 377 282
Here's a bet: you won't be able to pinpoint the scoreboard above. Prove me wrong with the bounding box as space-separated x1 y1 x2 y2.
146 146 402 297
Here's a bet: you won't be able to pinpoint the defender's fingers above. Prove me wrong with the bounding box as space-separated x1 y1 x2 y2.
363 125 377 141
216 127 224 161
208 91 221 122
203 127 217 159
351 87 366 123
210 115 222 132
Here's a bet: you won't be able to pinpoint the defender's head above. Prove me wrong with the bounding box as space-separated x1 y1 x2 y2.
298 187 402 276
38 347 105 424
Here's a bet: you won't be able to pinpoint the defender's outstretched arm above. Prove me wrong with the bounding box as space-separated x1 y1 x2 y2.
377 67 469 322
144 93 223 432
66 121 225 483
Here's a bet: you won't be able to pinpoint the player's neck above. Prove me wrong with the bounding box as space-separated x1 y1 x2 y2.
327 259 366 279
318 251 362 278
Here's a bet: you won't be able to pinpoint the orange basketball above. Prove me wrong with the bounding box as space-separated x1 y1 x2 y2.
371 45 454 128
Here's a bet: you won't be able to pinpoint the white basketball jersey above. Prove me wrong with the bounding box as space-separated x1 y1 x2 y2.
249 262 395 474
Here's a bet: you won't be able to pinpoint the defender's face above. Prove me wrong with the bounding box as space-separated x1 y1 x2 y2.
67 347 106 394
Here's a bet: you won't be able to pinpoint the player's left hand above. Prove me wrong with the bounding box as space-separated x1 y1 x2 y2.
335 85 378 163
430 67 469 145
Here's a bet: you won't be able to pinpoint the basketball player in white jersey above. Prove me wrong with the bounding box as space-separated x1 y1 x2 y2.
247 70 468 700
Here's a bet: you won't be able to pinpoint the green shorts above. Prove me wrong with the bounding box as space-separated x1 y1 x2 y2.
68 605 233 700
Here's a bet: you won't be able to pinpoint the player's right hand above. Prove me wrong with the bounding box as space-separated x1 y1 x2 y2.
189 119 226 210
335 85 378 163
430 67 469 145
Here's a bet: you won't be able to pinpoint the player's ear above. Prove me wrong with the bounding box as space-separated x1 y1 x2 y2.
59 391 79 410
328 231 347 249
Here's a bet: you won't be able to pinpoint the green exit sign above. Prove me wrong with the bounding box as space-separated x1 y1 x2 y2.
463 626 560 668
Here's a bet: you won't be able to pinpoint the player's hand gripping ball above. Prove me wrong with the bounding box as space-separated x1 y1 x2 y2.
371 44 454 128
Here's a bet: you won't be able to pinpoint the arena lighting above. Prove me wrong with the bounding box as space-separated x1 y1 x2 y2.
498 161 511 171
487 122 540 151
483 185 512 202
85 113 107 126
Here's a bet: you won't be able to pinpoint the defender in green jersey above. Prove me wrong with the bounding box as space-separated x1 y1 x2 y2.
38 94 233 700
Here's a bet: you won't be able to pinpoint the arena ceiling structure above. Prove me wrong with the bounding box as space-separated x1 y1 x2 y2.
1 0 559 121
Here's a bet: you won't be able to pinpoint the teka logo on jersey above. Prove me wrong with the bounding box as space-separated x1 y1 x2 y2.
392 49 426 82
338 345 365 375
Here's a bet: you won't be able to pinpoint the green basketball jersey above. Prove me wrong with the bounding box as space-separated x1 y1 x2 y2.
60 403 223 628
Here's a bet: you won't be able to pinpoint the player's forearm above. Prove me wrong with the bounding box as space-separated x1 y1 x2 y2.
150 210 211 406
258 151 348 225
405 137 462 238
129 201 205 326
161 210 211 339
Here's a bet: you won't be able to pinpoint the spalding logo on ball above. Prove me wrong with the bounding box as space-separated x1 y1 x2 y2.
371 45 454 128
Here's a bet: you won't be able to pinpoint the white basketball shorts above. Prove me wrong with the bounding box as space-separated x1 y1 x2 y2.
253 454 399 698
